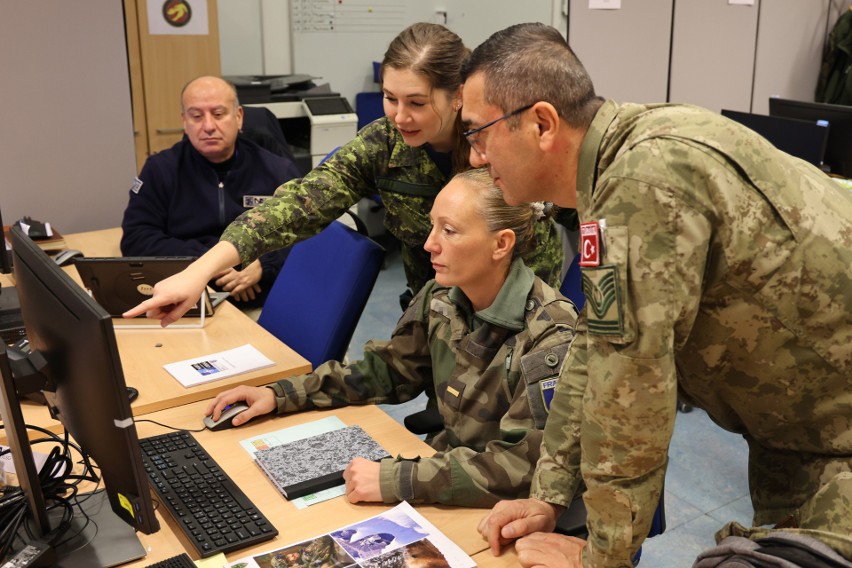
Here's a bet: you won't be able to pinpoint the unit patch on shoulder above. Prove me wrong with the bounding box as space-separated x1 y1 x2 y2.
130 177 143 194
582 265 624 336
539 377 558 413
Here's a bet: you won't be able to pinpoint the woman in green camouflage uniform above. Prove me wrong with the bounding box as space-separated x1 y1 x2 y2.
124 23 563 325
220 22 564 298
206 168 578 507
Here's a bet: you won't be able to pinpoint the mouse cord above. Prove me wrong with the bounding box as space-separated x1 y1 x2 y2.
133 418 205 433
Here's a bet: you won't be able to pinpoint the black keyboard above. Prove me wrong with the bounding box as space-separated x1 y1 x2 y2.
143 552 196 568
139 430 278 558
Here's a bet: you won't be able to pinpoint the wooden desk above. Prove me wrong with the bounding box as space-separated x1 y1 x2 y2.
124 401 493 566
64 226 124 257
3 228 312 440
473 547 519 567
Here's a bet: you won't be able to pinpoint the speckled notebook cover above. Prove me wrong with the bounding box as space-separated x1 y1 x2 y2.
254 424 389 499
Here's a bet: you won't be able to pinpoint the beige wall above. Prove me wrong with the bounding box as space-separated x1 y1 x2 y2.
0 1 136 234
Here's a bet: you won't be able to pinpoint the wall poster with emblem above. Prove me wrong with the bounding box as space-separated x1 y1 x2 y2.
147 0 209 35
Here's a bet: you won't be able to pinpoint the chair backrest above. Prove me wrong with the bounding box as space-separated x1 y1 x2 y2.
560 253 585 311
241 105 297 162
355 92 384 130
257 220 385 369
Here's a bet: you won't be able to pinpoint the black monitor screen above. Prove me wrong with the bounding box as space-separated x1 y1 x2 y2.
304 96 354 116
1 203 10 274
769 97 852 178
721 109 830 168
7 226 159 535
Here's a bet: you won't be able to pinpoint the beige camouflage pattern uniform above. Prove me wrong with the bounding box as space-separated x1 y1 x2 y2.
268 259 577 506
531 101 852 566
220 117 564 294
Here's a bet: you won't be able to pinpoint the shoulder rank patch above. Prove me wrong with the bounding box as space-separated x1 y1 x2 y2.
130 177 143 194
539 377 557 412
430 298 451 319
582 265 624 336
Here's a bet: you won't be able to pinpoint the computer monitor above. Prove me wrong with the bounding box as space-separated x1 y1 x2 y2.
0 202 11 274
768 97 852 178
0 225 158 561
721 109 830 169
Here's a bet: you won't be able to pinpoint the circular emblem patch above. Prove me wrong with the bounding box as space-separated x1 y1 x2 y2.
163 0 192 27
137 284 155 296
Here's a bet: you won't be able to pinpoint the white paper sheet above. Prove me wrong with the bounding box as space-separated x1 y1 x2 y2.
163 344 274 387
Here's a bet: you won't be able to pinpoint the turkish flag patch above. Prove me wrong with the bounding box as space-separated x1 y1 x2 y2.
579 221 601 267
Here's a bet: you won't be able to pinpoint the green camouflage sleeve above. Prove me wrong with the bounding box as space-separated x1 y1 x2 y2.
220 122 392 267
267 284 434 411
380 301 576 508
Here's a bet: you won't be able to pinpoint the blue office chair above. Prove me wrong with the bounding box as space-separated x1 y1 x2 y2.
355 92 384 131
257 220 385 370
560 252 585 311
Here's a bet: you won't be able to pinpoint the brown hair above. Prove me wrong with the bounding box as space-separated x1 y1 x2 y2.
455 168 542 259
382 23 471 173
461 23 603 130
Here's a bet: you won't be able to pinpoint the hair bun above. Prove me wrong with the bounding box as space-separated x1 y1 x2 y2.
530 201 554 220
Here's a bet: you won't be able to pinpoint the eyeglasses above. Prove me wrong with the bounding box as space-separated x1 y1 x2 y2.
463 104 534 156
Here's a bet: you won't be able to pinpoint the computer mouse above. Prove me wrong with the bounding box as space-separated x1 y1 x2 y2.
203 402 250 431
53 249 84 267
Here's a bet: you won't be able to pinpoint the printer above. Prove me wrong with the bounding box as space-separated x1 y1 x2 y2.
227 75 358 171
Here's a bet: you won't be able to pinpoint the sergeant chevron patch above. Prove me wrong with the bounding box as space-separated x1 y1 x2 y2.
582 265 624 336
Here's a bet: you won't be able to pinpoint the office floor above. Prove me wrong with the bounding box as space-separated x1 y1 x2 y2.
346 243 755 567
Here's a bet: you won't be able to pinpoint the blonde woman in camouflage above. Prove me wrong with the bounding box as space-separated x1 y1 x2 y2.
206 168 579 507
125 22 564 325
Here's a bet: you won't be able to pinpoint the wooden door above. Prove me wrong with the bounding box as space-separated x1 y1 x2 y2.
125 0 149 172
125 0 222 161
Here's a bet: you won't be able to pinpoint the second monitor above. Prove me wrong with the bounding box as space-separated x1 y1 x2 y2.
721 109 830 170
768 97 852 178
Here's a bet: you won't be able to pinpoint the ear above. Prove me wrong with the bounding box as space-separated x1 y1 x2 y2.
236 105 244 129
530 102 560 151
452 86 463 112
492 229 516 261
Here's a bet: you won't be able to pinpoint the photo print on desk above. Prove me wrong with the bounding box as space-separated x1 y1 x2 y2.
227 502 475 568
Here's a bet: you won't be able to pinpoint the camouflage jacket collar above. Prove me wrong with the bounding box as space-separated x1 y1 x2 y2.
576 100 620 215
385 120 446 180
448 258 535 332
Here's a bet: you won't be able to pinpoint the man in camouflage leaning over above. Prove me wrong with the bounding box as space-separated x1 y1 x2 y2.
464 23 852 568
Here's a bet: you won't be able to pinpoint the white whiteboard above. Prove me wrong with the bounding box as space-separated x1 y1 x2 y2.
290 0 561 103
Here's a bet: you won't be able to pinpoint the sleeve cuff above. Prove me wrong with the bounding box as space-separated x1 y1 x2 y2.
379 458 416 503
530 468 579 508
266 384 288 415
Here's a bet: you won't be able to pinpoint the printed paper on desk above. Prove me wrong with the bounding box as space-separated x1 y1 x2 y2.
163 344 275 387
226 501 476 568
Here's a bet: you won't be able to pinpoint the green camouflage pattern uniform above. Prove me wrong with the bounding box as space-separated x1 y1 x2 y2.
220 116 563 294
530 101 852 567
268 258 577 507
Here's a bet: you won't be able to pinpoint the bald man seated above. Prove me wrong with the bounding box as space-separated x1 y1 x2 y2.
121 76 300 309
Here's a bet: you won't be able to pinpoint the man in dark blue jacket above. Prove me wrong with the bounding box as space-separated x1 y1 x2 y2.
121 76 300 308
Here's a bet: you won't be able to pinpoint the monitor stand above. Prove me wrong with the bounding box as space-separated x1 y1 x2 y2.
53 491 147 567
